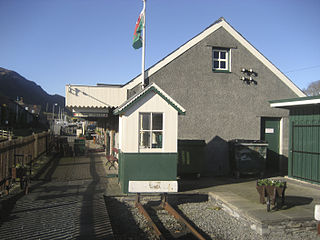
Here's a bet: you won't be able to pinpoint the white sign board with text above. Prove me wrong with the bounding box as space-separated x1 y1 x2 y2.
129 181 178 193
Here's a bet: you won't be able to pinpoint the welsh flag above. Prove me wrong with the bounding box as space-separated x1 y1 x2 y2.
132 11 144 49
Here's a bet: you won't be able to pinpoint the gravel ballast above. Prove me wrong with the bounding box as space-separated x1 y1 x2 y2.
106 194 319 240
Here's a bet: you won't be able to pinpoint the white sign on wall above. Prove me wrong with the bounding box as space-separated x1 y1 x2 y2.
265 128 274 134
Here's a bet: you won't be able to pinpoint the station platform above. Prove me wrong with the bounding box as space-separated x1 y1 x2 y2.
2 139 316 238
178 175 320 235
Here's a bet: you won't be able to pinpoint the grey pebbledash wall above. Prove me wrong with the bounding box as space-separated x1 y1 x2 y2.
143 27 299 176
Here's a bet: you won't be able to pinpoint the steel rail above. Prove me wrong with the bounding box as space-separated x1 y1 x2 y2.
135 194 165 239
161 201 206 240
135 193 206 240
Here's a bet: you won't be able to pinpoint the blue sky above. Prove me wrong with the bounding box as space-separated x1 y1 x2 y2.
0 0 319 96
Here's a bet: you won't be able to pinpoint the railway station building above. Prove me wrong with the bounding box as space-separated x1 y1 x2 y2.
66 17 305 179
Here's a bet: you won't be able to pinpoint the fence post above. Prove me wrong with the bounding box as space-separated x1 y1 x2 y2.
34 133 39 159
110 130 114 156
46 132 48 153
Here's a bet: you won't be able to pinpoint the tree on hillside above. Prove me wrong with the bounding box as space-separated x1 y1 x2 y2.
303 80 320 96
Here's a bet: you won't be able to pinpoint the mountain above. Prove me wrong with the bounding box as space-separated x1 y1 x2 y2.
0 67 64 111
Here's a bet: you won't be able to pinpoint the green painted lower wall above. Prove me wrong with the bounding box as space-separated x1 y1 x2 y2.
288 106 320 185
119 152 178 194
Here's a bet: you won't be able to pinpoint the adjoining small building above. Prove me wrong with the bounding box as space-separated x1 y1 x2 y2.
270 95 320 185
114 83 185 193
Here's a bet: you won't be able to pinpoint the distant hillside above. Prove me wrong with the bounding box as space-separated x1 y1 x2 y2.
0 67 64 111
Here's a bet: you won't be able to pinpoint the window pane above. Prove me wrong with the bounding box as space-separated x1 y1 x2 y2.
151 132 162 148
152 113 163 130
220 61 226 69
213 51 219 59
220 51 226 59
139 131 150 148
140 113 150 130
213 61 219 68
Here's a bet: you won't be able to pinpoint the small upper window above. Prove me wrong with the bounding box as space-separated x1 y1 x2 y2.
212 49 230 72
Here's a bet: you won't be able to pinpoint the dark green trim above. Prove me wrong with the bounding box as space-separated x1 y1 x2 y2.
153 87 186 115
269 95 318 104
118 152 178 194
114 86 186 116
212 69 231 73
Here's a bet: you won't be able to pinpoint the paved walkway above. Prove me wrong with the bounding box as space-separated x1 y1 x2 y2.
179 176 320 235
0 151 114 240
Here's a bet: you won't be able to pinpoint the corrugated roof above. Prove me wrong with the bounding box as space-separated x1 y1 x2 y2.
66 105 110 109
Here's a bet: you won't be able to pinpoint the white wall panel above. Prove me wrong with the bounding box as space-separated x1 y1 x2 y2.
65 85 126 108
120 92 178 153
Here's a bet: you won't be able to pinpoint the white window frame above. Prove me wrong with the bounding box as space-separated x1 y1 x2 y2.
139 112 163 151
212 48 231 72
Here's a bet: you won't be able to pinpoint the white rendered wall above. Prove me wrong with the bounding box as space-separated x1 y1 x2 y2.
119 91 178 153
66 85 126 108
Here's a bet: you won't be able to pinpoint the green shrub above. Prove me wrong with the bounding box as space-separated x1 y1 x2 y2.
257 178 286 187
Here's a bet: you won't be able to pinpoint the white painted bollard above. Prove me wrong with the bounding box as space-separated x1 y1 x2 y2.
315 205 320 234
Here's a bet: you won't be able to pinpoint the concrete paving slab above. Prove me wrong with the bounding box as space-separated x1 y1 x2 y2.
179 176 320 235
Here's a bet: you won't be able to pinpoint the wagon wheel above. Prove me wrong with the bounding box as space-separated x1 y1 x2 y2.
266 195 271 212
274 193 282 209
20 177 25 190
274 194 279 209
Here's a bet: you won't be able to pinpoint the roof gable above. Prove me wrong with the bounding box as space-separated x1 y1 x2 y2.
125 17 305 97
114 83 186 115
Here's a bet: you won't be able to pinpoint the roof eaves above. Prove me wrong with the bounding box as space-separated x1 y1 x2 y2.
114 84 186 115
66 105 110 109
270 95 320 108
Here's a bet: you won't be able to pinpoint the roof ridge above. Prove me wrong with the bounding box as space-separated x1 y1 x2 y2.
123 17 305 97
123 17 227 88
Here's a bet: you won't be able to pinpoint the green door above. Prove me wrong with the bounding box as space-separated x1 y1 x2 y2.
261 118 281 172
290 106 320 184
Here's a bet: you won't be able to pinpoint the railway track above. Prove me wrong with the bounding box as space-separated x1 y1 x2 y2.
135 194 206 240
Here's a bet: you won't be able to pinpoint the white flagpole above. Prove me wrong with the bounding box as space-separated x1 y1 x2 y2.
141 0 146 89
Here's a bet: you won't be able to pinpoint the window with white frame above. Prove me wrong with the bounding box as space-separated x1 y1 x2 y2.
139 113 163 149
212 48 230 71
